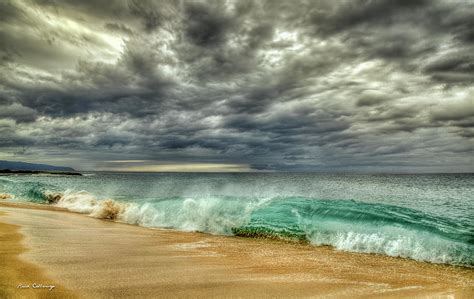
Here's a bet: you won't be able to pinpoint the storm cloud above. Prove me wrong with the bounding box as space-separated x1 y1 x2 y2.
0 0 472 172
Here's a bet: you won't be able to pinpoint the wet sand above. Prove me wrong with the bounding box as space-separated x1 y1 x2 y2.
0 211 75 299
0 202 473 298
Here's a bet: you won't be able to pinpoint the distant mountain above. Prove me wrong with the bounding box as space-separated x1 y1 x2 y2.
0 160 75 172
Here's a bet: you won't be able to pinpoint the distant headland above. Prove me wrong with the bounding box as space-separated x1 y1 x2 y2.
0 160 81 176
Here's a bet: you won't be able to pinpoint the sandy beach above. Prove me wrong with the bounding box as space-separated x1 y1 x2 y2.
0 201 473 299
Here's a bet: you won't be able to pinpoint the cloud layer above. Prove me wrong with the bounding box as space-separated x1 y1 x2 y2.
0 0 473 172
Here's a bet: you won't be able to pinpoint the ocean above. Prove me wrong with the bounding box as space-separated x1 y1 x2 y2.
1 172 472 267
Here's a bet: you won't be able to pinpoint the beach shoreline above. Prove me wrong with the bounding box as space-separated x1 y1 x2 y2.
0 201 473 298
0 210 75 299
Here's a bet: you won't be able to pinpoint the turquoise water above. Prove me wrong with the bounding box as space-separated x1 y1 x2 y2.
1 173 472 267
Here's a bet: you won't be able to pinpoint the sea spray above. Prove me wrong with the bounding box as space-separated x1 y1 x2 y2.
119 196 267 234
54 191 261 233
55 190 129 220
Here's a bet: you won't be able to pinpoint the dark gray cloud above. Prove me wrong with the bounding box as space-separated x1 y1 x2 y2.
184 2 235 47
0 0 473 172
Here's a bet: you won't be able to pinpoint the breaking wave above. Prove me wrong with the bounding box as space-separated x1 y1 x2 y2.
1 178 472 267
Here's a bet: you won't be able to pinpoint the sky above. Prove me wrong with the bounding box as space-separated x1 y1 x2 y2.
0 0 473 172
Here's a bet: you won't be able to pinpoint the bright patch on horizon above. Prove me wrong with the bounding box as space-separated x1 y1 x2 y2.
101 163 252 172
104 160 150 163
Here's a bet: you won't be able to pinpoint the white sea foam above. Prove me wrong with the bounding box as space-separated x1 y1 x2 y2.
55 190 128 220
54 190 268 234
292 205 472 266
306 230 462 264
